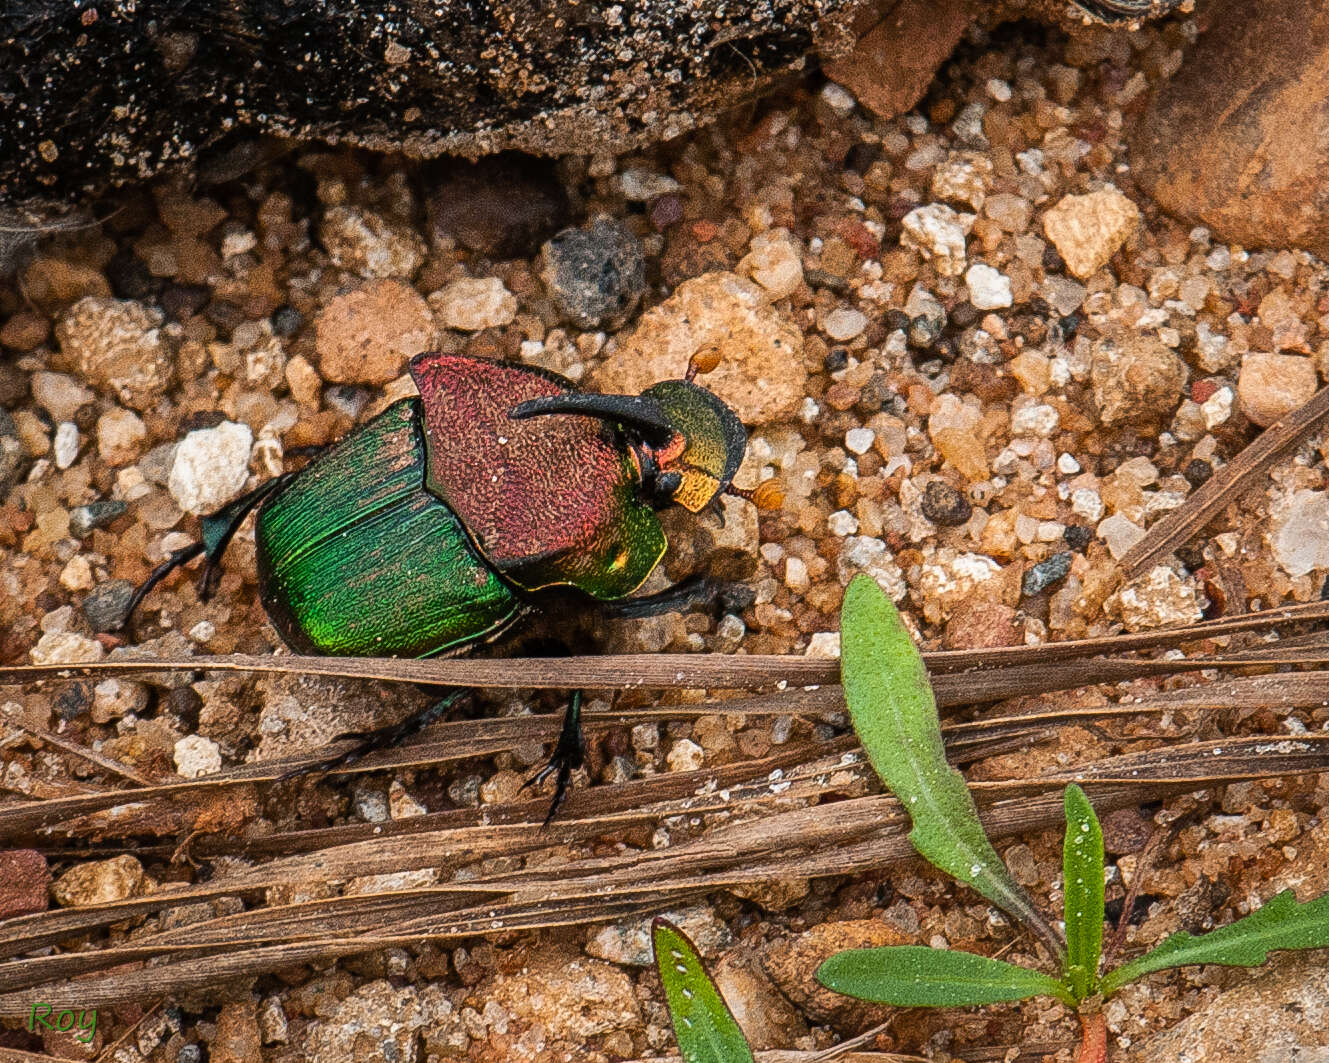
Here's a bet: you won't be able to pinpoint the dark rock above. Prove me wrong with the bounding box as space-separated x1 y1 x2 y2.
1183 458 1213 488
54 683 93 721
426 153 569 259
70 500 128 537
0 362 28 407
270 304 304 337
0 850 49 920
948 300 982 330
920 480 972 526
160 284 212 321
1022 551 1072 596
83 580 137 632
106 248 158 301
1131 0 1329 254
907 313 943 349
823 346 850 372
1064 523 1093 552
540 218 646 329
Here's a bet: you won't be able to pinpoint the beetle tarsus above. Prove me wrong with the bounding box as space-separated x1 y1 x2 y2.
119 542 207 630
522 691 586 826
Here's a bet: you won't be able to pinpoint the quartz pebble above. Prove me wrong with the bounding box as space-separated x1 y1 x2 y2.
1238 352 1317 427
30 630 104 665
1108 565 1204 631
429 276 517 331
320 205 425 279
964 263 1012 309
174 735 223 778
667 738 704 772
30 371 94 423
1041 188 1141 279
168 421 253 515
1270 489 1329 577
1097 513 1146 559
900 203 973 276
737 229 803 300
824 306 868 341
52 421 79 469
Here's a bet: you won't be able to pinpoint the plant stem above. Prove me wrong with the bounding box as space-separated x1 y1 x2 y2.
1076 1009 1108 1063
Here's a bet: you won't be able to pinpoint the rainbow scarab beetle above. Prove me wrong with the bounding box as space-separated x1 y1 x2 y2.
127 350 777 818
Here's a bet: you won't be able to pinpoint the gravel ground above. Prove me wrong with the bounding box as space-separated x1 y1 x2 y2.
4 10 1329 1063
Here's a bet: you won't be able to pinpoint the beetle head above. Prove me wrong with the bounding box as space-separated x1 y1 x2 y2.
509 357 782 514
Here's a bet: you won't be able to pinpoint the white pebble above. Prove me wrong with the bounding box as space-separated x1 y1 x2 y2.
964 263 1013 310
1201 386 1234 429
188 620 217 644
59 555 94 592
667 739 704 772
828 509 860 536
168 421 254 516
1010 403 1060 437
804 632 842 658
53 422 80 469
1071 488 1105 523
174 735 223 779
901 204 973 277
432 276 517 331
1098 514 1146 560
824 307 868 342
986 78 1012 102
820 81 857 115
30 630 104 665
844 427 875 455
785 556 810 593
1057 452 1081 475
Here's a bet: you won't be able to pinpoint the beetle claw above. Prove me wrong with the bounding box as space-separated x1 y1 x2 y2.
521 692 586 826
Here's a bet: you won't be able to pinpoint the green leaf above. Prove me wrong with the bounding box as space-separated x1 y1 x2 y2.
1102 889 1329 995
840 574 1064 962
817 946 1072 1007
653 918 755 1063
1062 784 1105 1001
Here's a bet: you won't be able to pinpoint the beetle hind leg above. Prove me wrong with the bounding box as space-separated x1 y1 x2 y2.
120 473 295 629
521 690 586 826
279 690 468 780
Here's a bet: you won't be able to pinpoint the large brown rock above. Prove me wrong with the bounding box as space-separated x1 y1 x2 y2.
822 0 978 121
1130 0 1329 254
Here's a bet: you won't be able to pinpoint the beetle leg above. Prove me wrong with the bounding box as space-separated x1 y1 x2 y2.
120 472 296 628
278 690 468 780
521 690 586 826
600 575 718 619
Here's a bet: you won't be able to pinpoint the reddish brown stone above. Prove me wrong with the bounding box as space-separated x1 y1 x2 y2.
822 0 977 121
0 849 50 919
1131 0 1329 255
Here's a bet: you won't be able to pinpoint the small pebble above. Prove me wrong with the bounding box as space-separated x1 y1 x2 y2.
827 510 859 536
92 678 150 723
59 555 94 592
0 850 50 920
1182 459 1213 488
320 205 426 279
964 263 1012 309
52 421 80 469
824 307 868 342
1064 524 1093 552
738 229 803 300
667 739 704 772
1057 452 1081 475
430 276 518 331
920 480 973 526
30 630 104 665
901 204 972 277
174 735 223 778
844 427 875 454
52 855 146 907
30 371 94 423
82 579 136 632
1022 552 1072 596
70 500 128 537
1098 514 1147 560
540 217 646 328
1041 187 1141 280
314 278 435 386
96 407 147 466
54 297 175 410
1238 352 1316 427
168 421 253 515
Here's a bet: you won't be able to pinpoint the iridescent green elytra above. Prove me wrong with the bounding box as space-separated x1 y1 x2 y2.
256 397 524 657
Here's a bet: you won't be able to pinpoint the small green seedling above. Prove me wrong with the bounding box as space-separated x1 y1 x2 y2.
653 918 755 1063
818 574 1329 1061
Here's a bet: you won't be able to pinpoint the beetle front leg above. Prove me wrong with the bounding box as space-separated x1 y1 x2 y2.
521 690 586 826
600 575 754 620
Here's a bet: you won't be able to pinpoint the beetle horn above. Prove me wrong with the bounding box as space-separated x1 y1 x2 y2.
509 393 678 444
